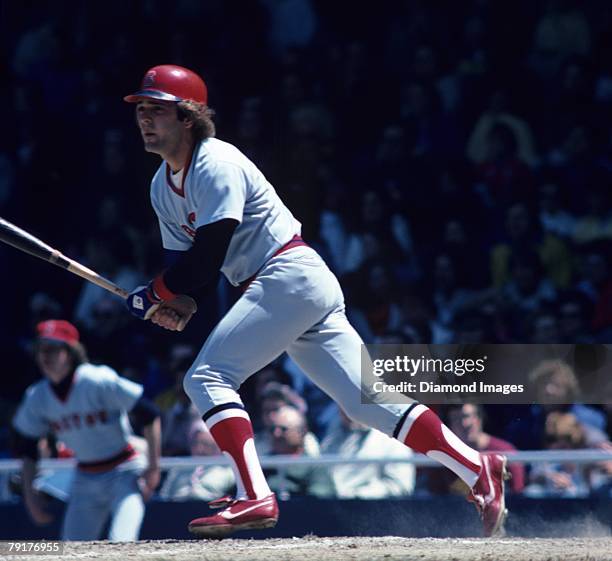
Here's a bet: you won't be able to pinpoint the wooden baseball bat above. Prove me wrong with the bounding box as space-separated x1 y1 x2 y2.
0 216 192 331
0 216 129 299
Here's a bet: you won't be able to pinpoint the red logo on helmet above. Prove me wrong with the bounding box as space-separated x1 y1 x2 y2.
143 70 157 88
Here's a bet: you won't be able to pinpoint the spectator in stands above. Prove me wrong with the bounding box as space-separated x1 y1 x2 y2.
155 344 201 457
410 43 461 113
528 309 561 343
427 404 524 495
280 355 339 440
429 253 490 340
398 80 463 162
572 185 612 245
472 122 535 212
320 409 415 499
348 260 404 343
254 382 319 456
574 247 612 336
244 364 292 415
158 420 234 501
500 250 557 339
467 89 538 169
524 411 590 498
439 218 490 290
505 359 607 450
342 188 418 279
491 203 572 290
557 292 595 343
264 406 334 499
537 181 576 239
542 61 598 180
74 203 143 332
531 1 591 71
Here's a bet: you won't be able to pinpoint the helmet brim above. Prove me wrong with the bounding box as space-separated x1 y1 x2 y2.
123 89 183 103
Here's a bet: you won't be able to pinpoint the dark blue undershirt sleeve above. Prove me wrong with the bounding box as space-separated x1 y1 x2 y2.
163 218 239 295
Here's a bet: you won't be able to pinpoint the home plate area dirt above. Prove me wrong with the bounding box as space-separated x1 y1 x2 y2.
6 537 612 561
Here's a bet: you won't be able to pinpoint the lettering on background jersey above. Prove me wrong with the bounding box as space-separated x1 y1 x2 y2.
49 410 110 433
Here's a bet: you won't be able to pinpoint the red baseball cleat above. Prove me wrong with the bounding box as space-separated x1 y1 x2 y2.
188 493 279 538
468 453 510 537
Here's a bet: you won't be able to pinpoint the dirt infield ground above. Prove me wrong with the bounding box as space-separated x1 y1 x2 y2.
5 537 612 561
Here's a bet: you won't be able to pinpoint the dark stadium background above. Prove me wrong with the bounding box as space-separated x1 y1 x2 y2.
0 0 610 510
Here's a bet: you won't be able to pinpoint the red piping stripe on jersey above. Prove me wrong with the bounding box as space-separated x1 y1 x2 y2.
77 444 137 473
165 145 195 198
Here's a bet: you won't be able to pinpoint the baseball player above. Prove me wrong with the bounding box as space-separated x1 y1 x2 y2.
123 65 508 538
11 320 162 541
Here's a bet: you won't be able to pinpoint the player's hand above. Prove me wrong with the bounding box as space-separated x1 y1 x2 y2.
126 283 162 320
25 492 54 525
150 295 197 331
139 466 161 501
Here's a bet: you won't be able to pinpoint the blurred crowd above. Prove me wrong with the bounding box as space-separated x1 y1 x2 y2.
1 0 612 499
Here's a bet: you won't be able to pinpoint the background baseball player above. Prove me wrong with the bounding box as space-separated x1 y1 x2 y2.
123 64 508 538
11 320 162 541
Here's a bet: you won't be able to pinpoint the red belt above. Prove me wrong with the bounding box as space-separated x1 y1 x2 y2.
240 234 307 291
77 444 136 473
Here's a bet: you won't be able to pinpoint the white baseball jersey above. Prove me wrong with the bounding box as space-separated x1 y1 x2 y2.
150 137 301 286
13 364 143 463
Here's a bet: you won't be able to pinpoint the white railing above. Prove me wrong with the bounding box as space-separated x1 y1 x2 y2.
0 449 610 473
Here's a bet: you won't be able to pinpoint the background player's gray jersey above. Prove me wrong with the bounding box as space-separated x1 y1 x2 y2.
13 364 143 462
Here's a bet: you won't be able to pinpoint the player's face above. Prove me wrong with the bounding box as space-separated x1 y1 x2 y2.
269 408 305 453
35 341 72 383
135 100 190 156
448 405 481 443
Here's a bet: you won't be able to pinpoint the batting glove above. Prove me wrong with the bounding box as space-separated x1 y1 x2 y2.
126 283 162 320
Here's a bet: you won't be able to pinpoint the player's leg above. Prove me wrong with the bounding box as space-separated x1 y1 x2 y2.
287 307 508 536
183 251 341 535
287 308 480 483
183 287 312 503
61 472 110 541
107 470 145 542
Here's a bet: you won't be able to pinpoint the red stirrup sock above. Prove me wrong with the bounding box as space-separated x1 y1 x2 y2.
396 404 482 487
204 405 271 500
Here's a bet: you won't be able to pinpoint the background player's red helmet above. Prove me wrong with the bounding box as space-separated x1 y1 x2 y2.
36 320 80 346
124 64 208 104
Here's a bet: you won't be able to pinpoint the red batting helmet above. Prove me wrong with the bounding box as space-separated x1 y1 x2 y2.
124 64 208 104
36 320 80 346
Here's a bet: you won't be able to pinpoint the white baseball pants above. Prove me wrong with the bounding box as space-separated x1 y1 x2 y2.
61 462 144 541
183 246 409 436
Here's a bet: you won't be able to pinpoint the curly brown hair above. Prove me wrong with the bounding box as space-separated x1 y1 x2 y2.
528 359 580 403
177 100 216 141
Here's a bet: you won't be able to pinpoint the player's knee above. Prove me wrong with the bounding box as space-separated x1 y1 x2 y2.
182 362 227 401
182 367 199 401
339 402 367 426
